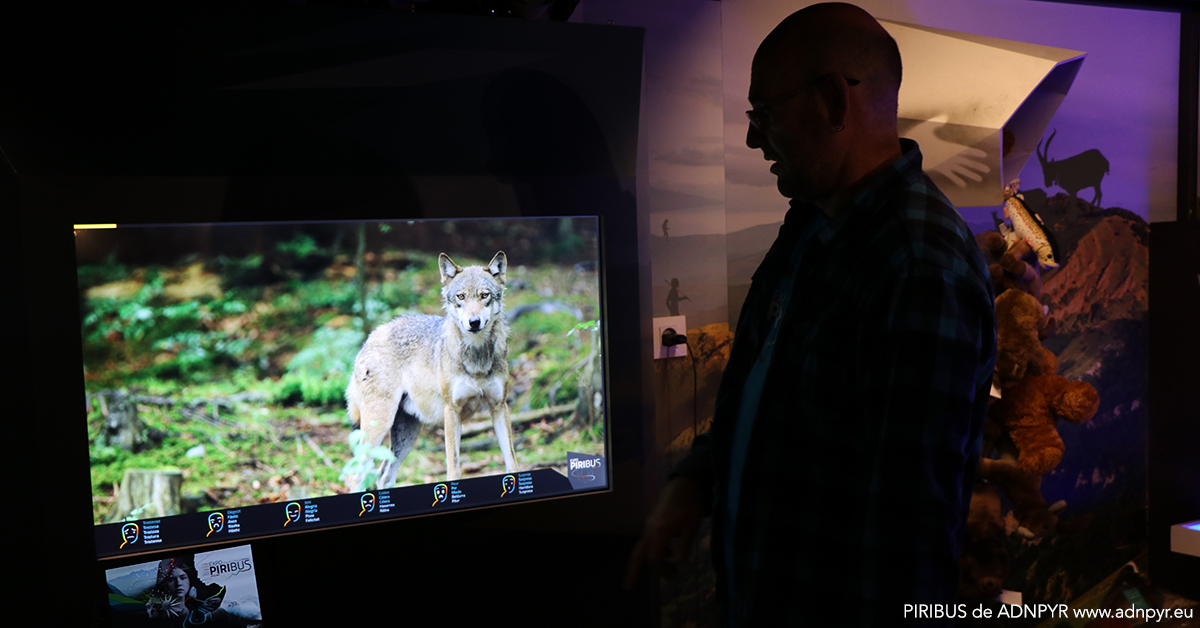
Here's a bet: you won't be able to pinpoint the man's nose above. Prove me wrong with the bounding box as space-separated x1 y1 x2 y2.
746 121 764 150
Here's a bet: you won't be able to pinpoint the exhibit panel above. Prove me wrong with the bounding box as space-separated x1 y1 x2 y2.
8 3 652 626
706 0 1180 625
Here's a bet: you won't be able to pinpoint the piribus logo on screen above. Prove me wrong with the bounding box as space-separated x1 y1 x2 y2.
570 458 602 470
206 558 253 577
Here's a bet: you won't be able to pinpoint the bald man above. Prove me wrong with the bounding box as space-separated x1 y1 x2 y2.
628 4 996 626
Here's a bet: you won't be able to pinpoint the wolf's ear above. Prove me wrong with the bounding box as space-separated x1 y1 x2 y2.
439 253 462 284
488 251 507 283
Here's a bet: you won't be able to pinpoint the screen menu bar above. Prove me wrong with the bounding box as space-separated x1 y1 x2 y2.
97 467 592 559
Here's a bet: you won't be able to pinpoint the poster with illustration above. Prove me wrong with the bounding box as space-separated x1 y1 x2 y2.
105 545 263 627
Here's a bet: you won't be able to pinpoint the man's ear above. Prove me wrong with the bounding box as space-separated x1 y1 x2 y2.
824 74 852 133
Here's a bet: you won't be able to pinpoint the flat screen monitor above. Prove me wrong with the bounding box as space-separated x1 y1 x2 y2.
80 216 610 559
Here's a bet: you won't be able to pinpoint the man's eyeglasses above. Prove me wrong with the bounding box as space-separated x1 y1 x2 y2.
745 75 860 131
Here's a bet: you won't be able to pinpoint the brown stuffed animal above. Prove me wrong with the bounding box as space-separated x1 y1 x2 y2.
978 458 1063 539
987 369 1100 477
978 458 1093 540
994 290 1049 389
982 232 1056 340
959 481 1010 601
983 232 1042 300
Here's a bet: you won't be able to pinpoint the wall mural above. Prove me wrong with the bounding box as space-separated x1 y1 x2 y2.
713 0 1173 626
591 0 1183 624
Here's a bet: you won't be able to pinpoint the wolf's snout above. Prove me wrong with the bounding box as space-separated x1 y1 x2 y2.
468 317 482 332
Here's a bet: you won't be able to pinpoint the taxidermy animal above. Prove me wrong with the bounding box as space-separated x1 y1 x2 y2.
987 360 1100 477
978 458 1063 539
346 251 518 490
993 290 1050 390
994 179 1060 270
978 458 1091 539
960 481 1010 602
1037 129 1110 207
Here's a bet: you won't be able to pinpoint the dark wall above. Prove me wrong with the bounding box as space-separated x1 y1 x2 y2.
6 3 654 625
1148 221 1200 600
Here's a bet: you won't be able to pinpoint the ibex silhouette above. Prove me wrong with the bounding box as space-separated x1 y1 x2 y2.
1036 130 1109 207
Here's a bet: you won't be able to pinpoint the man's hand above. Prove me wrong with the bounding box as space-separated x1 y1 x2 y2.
624 476 704 589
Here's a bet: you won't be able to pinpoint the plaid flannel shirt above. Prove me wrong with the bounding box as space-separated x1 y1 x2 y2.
675 140 996 627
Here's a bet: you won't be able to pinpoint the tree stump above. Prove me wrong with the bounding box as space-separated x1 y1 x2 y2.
575 325 604 429
98 390 145 453
109 468 183 522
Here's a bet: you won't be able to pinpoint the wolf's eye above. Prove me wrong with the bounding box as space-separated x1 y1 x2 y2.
480 291 490 300
456 293 465 301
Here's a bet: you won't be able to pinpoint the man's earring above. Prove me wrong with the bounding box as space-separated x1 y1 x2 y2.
832 124 845 133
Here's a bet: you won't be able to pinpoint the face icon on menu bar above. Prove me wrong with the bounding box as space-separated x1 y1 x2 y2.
501 475 516 497
432 484 448 507
119 523 139 549
206 512 225 537
284 502 301 526
359 493 376 517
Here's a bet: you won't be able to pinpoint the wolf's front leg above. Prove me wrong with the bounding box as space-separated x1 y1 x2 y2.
491 402 518 473
443 405 461 481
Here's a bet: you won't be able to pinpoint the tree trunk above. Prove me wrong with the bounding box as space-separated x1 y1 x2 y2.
574 324 604 428
109 468 183 522
99 390 145 453
356 222 371 337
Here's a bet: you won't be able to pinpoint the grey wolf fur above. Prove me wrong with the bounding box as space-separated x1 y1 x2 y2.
345 251 518 489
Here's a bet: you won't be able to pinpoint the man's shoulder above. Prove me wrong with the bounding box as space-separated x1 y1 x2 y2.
871 172 986 278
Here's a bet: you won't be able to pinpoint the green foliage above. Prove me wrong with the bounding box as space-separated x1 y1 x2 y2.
567 319 600 336
215 254 267 287
510 309 587 409
581 420 605 443
340 429 396 492
88 400 356 524
353 296 398 325
548 218 587 262
289 279 359 312
76 255 130 290
90 445 123 467
518 418 605 469
276 232 320 259
511 310 579 343
80 271 265 384
82 272 167 346
276 326 364 406
375 280 421 313
152 331 253 379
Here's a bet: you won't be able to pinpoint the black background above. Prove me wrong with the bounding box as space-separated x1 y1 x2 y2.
3 2 655 625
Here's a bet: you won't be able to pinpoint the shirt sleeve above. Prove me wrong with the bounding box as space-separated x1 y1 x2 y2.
670 431 717 516
854 258 995 622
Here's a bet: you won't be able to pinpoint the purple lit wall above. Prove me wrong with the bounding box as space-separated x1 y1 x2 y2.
585 0 1181 624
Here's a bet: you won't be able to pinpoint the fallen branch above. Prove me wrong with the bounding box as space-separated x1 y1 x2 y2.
303 434 334 467
130 391 270 406
115 391 268 427
207 435 236 457
460 403 575 438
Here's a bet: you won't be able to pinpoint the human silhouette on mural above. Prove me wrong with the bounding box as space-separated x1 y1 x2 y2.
1036 129 1109 207
662 218 670 239
664 277 689 316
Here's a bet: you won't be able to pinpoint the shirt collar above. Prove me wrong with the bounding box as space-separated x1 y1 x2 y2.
783 138 924 248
